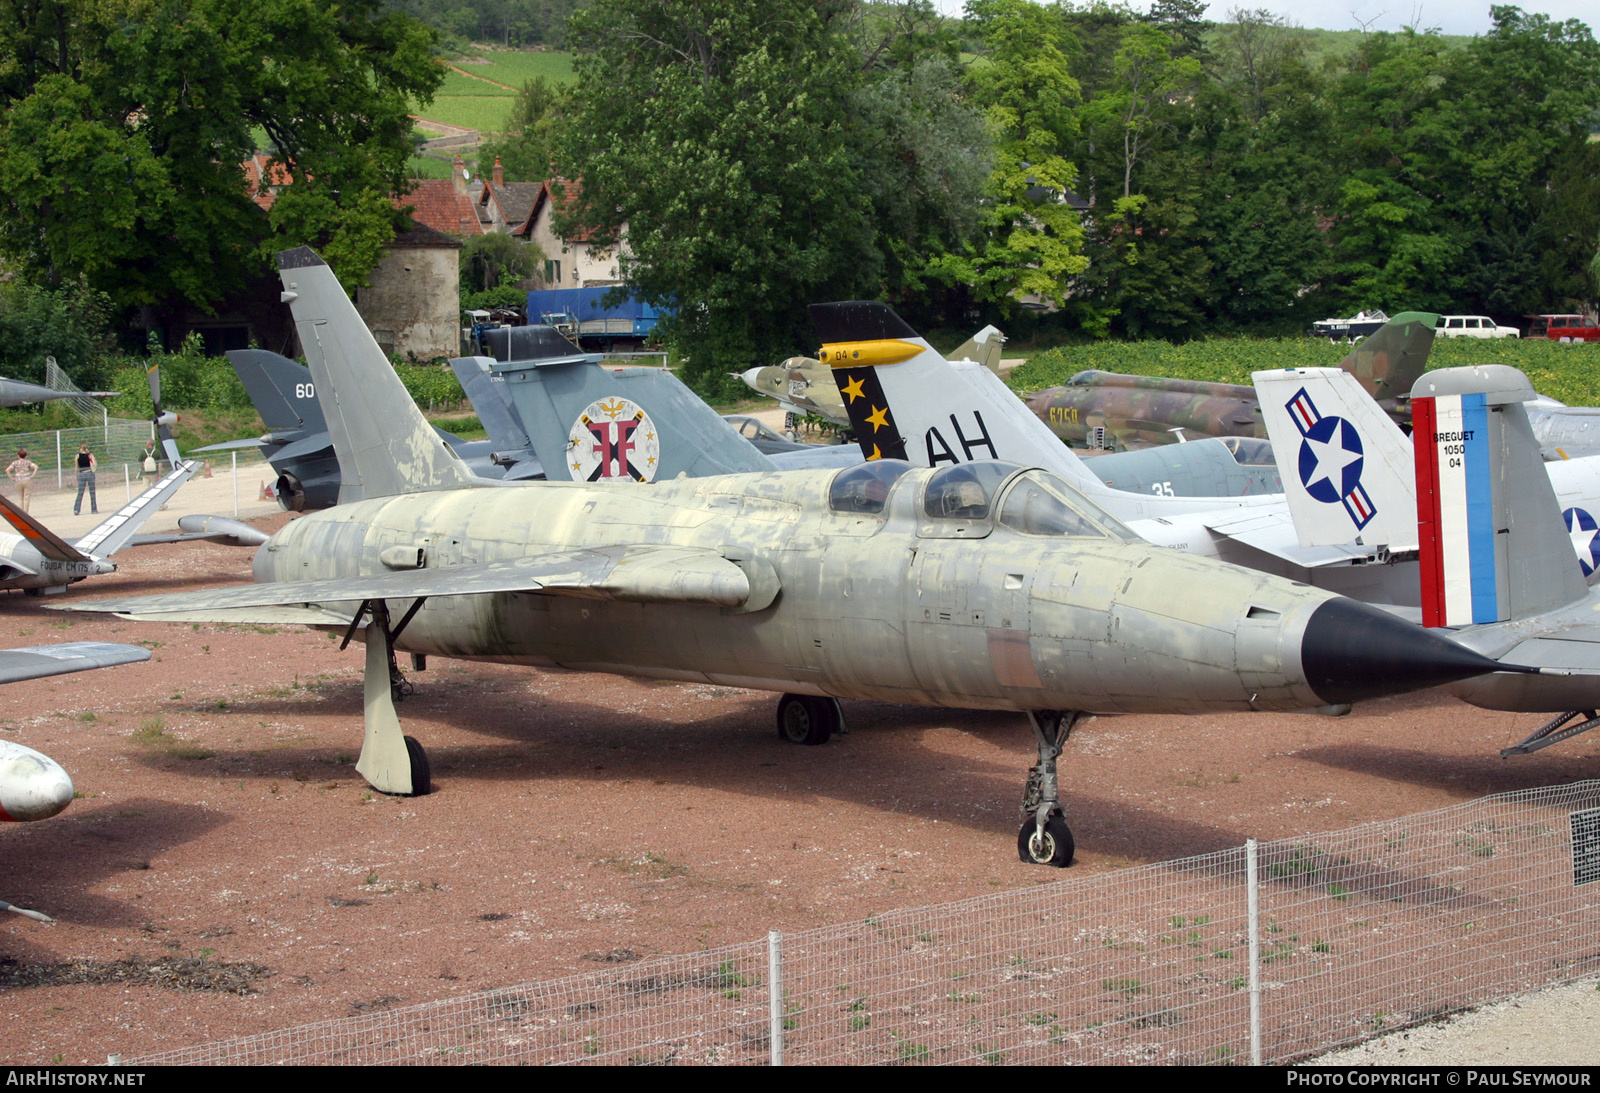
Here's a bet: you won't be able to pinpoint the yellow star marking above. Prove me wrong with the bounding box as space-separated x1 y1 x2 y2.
570 461 581 471
868 445 882 461
841 375 866 403
865 405 889 432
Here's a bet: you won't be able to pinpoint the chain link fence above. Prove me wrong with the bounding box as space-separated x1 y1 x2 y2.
118 780 1600 1066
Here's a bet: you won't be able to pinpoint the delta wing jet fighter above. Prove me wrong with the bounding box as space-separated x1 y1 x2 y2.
1023 312 1438 452
1 640 151 920
60 249 1519 866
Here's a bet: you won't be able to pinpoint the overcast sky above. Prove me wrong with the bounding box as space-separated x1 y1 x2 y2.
931 2 1595 38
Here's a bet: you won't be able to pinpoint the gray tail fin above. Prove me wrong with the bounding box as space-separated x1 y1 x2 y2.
225 349 327 434
276 248 478 502
450 356 534 456
1338 311 1439 405
1412 365 1588 627
948 325 1006 374
492 357 775 482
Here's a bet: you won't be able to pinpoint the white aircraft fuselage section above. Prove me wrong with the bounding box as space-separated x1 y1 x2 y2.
253 466 1344 715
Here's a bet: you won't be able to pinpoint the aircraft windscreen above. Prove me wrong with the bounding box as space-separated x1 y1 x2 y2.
1008 471 1139 540
922 462 1024 521
829 460 913 515
1222 436 1277 466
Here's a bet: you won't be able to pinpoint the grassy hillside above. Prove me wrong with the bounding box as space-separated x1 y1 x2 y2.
414 50 574 134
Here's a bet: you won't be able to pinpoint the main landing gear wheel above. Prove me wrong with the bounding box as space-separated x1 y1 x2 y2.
1018 812 1074 867
775 694 838 746
403 735 432 797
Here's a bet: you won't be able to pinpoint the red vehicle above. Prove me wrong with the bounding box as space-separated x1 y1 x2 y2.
1526 314 1600 342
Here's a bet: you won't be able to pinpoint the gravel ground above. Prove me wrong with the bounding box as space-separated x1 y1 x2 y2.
3 487 1599 1065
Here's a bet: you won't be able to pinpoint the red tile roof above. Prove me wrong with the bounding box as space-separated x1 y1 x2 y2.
400 180 483 238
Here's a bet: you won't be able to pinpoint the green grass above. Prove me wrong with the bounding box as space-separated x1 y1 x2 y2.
417 95 518 133
462 50 575 87
413 50 573 133
1012 337 1600 406
406 155 457 180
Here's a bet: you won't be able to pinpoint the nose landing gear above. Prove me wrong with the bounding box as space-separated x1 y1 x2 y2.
1018 710 1083 867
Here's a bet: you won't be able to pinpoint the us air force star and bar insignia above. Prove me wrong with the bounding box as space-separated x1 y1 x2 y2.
1564 507 1600 578
1285 387 1377 531
568 396 661 482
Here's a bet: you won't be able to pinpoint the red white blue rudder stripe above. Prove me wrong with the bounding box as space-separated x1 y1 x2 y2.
1414 392 1505 627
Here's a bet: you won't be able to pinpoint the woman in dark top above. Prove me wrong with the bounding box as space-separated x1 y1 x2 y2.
73 444 98 515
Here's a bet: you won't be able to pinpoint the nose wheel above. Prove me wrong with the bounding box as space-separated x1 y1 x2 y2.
1018 812 1074 867
1018 710 1082 868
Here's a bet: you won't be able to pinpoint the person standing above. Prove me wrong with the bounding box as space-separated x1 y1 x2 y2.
73 444 98 515
141 438 160 482
5 449 38 512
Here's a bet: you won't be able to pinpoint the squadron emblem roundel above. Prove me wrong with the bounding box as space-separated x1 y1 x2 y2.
568 396 661 482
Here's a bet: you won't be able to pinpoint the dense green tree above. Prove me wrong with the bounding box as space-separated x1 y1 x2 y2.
557 0 947 383
459 232 545 293
0 278 117 387
0 0 443 317
478 76 568 182
931 0 1087 313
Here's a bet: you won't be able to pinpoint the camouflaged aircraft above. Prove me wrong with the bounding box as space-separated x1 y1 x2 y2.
1023 312 1439 452
58 249 1514 867
739 326 1009 429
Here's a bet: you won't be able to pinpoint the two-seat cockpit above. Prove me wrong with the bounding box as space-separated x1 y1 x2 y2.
826 460 1135 541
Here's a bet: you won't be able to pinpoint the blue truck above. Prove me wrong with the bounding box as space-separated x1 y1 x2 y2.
524 288 669 352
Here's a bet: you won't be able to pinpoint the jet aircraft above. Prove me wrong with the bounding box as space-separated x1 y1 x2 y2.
202 349 526 511
1 640 152 920
739 326 1010 430
0 376 118 409
813 301 1436 607
61 249 1516 867
1023 312 1438 452
1254 362 1600 754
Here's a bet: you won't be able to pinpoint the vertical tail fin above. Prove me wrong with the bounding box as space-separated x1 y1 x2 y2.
948 325 1006 374
276 248 478 502
493 357 775 482
1253 367 1419 550
1412 365 1587 627
225 349 327 434
1336 311 1439 405
808 301 1104 491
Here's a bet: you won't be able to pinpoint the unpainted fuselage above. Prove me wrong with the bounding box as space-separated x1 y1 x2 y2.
254 466 1347 716
0 532 113 593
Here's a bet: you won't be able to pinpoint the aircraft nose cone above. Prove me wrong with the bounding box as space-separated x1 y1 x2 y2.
1300 597 1506 705
0 748 75 822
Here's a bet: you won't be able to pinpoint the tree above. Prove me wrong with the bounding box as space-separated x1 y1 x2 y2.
478 76 568 182
556 0 885 384
460 233 545 293
0 0 443 316
930 0 1088 312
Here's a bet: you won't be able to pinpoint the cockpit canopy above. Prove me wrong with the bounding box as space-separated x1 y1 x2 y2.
1221 435 1276 466
827 460 1134 541
828 460 914 514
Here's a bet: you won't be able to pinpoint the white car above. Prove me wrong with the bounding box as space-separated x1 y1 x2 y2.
1436 315 1520 339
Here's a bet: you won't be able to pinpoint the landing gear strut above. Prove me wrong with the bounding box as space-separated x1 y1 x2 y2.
1018 710 1082 867
775 693 843 746
343 598 431 796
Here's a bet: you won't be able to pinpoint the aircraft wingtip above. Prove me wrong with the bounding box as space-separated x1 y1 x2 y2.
276 246 326 270
808 301 918 344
